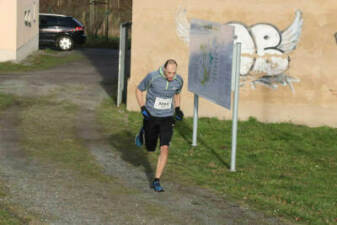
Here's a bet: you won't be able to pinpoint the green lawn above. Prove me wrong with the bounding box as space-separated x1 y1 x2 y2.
0 93 15 110
97 99 337 225
0 49 83 74
0 206 28 225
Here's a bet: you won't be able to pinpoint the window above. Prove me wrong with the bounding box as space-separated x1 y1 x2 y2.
57 17 79 27
40 17 47 26
40 16 58 26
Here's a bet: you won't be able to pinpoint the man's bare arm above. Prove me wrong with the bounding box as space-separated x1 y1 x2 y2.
136 88 145 107
174 94 181 108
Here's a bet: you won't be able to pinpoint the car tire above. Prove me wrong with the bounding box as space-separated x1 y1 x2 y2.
57 36 74 51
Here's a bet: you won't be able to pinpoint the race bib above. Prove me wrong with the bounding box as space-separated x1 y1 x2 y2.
154 97 172 110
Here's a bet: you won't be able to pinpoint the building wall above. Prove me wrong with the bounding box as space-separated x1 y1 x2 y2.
127 0 337 127
16 0 39 61
0 0 39 62
0 0 17 61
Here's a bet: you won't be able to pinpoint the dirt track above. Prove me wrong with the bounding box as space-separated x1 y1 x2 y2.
0 49 291 225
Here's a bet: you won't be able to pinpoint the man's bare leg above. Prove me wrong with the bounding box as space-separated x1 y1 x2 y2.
155 145 169 179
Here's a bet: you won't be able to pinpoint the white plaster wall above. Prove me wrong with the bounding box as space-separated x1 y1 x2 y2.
127 0 337 128
0 0 17 62
0 49 16 62
0 0 39 62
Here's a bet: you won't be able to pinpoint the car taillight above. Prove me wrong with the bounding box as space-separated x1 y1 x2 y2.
72 26 84 32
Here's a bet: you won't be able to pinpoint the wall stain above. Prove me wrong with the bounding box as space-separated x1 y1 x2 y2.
329 89 337 97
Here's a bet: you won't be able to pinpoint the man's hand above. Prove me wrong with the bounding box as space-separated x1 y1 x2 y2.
141 106 151 119
175 107 184 121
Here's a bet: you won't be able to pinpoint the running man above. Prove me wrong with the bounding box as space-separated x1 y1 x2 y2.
135 59 184 192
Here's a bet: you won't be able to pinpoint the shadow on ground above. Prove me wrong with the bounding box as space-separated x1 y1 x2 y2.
108 130 154 186
175 120 230 169
77 48 130 103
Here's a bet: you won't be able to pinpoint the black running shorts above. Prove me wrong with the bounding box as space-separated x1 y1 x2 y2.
143 116 175 152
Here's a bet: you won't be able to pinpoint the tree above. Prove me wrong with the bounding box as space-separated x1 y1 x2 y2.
39 0 132 37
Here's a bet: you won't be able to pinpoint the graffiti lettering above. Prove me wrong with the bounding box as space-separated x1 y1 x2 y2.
24 10 32 27
176 9 304 92
24 1 37 27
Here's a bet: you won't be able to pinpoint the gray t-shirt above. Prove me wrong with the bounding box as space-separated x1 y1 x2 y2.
138 67 183 117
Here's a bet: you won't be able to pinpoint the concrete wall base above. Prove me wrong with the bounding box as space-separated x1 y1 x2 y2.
15 34 39 62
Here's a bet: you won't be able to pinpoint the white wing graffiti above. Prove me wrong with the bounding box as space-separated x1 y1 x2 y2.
176 7 190 44
228 23 256 75
175 8 303 92
278 10 303 53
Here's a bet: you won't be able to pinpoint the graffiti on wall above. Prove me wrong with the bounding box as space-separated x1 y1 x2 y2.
176 8 304 92
24 10 32 27
24 1 37 27
330 89 337 97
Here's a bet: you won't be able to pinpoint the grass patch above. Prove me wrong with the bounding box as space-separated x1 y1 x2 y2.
0 205 29 225
17 96 111 183
0 93 16 111
0 49 83 74
97 100 337 225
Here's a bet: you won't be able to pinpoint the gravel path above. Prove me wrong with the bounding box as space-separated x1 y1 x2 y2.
0 49 292 225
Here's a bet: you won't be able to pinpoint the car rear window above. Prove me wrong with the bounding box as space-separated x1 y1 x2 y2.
57 17 82 27
40 16 57 26
72 18 83 27
40 15 83 28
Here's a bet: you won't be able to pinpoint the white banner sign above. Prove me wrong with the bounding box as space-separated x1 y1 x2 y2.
188 19 234 109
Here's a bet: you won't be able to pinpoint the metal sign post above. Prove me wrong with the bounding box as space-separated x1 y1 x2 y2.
192 94 199 146
230 42 241 172
188 20 234 147
117 22 131 107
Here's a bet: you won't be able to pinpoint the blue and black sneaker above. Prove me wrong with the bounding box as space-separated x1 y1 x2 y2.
152 179 164 192
135 127 144 147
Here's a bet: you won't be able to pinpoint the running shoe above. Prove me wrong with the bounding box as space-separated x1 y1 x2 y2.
152 179 164 192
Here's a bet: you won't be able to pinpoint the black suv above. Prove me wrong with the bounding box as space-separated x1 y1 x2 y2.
39 13 86 51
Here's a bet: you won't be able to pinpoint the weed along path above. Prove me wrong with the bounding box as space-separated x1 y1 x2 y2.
0 49 292 225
